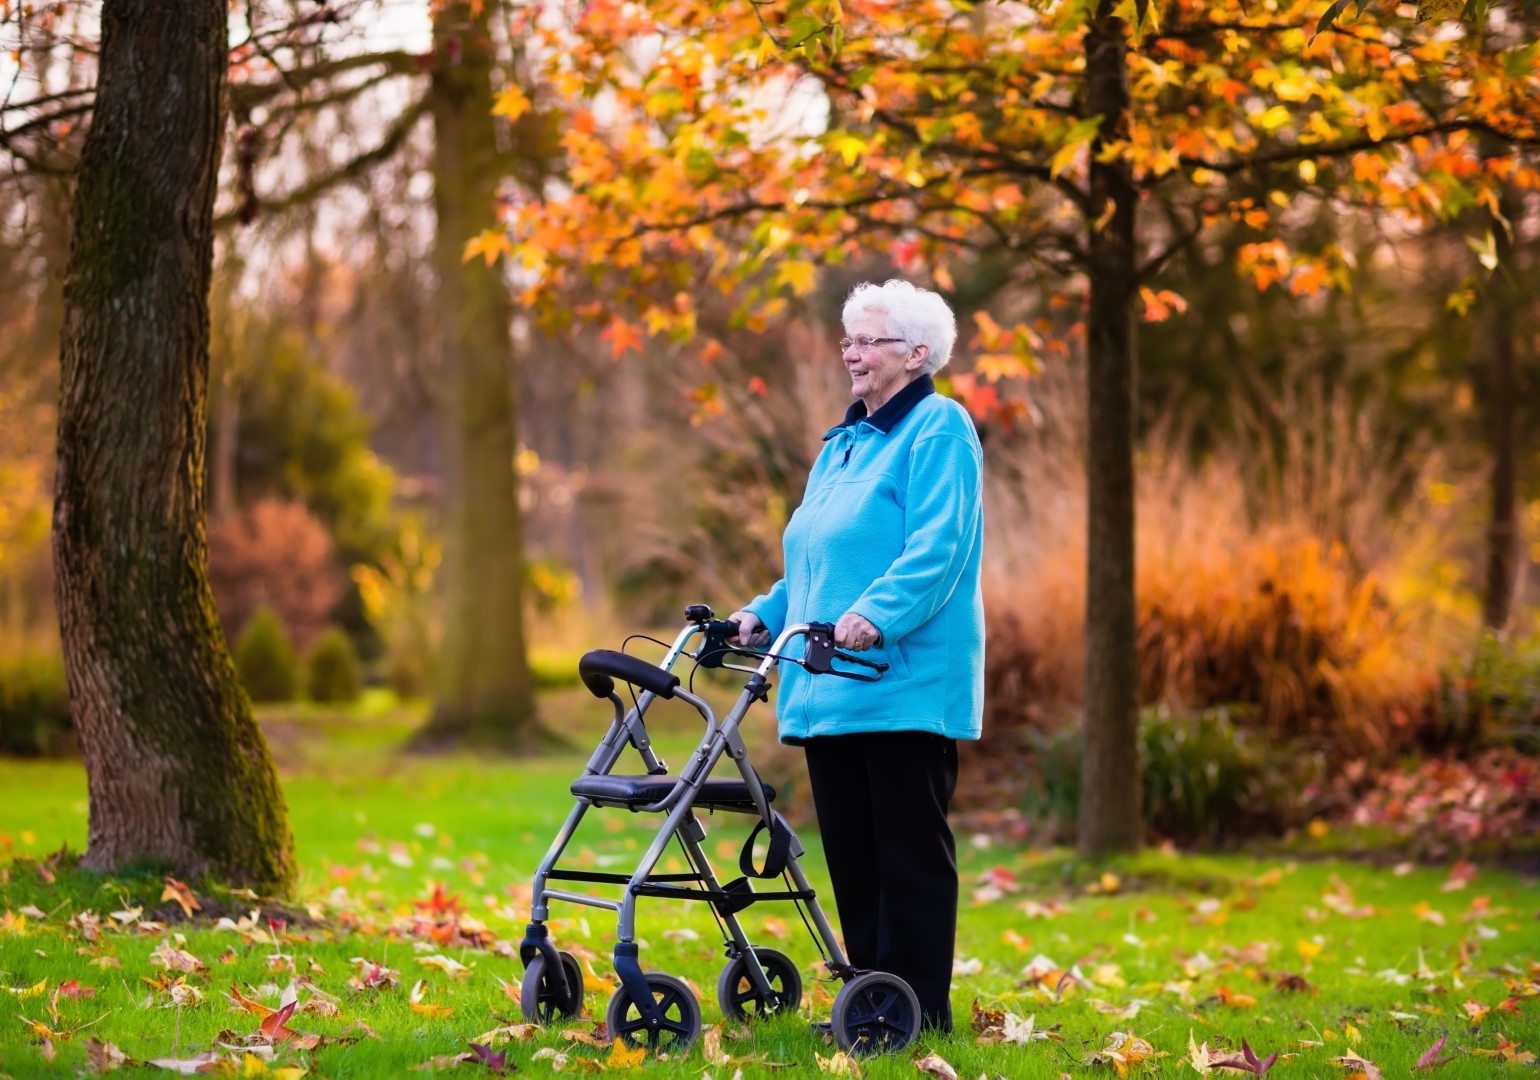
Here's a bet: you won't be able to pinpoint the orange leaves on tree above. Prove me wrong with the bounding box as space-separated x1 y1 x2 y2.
462 229 512 267
599 317 645 360
492 84 532 122
1139 287 1188 323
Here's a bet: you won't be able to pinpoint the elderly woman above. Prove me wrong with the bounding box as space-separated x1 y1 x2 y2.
728 278 984 1033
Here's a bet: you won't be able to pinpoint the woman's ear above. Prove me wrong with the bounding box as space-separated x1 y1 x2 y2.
907 343 930 371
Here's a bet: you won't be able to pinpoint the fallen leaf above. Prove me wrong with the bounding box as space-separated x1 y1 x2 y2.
410 1052 476 1071
607 1039 645 1069
1415 1034 1450 1071
228 984 276 1018
410 979 456 1018
85 1038 128 1072
815 1052 861 1076
1470 1035 1536 1064
468 1042 508 1074
1328 1050 1385 1079
914 1051 959 1079
474 1023 540 1045
1211 1038 1278 1075
562 1028 610 1048
1188 1030 1213 1075
1273 974 1315 994
160 878 202 919
417 954 471 978
702 1025 730 1066
146 1051 225 1074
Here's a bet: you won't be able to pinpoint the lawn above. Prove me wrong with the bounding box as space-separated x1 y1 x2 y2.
2 688 1538 1078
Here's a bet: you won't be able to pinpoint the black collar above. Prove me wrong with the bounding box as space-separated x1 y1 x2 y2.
826 374 936 438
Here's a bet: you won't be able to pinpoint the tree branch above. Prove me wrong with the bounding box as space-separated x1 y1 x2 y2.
215 93 430 229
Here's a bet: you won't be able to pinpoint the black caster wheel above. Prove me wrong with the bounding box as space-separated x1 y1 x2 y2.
717 947 803 1020
606 972 702 1052
521 949 584 1023
831 970 922 1056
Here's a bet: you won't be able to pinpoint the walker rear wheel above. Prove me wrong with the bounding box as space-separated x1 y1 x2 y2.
830 971 921 1055
521 950 584 1023
717 947 802 1020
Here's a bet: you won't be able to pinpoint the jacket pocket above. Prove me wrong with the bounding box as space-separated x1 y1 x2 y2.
870 637 911 682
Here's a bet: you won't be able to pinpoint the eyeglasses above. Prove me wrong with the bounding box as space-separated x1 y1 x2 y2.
839 336 908 353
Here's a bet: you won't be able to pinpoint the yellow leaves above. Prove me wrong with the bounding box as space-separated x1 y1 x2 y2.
160 878 201 919
8 977 47 999
1051 116 1102 180
416 955 471 978
1471 1035 1537 1064
1084 1031 1165 1076
827 133 868 166
606 1038 646 1069
815 1051 862 1075
492 84 531 122
462 230 512 267
2 911 27 936
1295 939 1324 966
775 259 818 297
409 980 455 1018
1412 901 1446 926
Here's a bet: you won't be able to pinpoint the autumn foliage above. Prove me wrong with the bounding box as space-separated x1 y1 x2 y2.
208 498 343 656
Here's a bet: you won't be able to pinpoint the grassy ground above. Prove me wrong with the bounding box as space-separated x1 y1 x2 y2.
2 689 1538 1077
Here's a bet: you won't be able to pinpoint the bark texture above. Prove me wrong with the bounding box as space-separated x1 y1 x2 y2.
418 2 541 748
1077 11 1143 855
1480 181 1522 631
53 0 294 888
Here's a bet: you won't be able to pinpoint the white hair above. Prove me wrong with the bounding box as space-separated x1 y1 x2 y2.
841 279 958 375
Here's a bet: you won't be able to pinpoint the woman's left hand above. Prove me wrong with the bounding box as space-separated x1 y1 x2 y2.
835 612 881 652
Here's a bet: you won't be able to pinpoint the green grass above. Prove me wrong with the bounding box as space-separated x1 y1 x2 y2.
2 690 1539 1077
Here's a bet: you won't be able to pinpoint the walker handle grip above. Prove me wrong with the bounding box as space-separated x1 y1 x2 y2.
578 649 681 700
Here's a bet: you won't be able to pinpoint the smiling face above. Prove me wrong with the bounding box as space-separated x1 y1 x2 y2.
842 310 930 414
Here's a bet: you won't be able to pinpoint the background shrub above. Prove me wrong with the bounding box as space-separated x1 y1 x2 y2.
1020 708 1305 847
1431 631 1540 755
235 606 299 703
208 499 343 656
0 651 72 757
306 627 362 704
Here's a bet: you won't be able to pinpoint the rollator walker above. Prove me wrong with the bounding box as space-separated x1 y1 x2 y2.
516 605 924 1055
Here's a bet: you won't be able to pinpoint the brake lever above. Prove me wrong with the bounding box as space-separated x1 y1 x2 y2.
695 618 766 669
801 623 888 681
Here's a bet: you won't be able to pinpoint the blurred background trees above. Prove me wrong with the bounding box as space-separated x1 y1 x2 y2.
0 0 1537 861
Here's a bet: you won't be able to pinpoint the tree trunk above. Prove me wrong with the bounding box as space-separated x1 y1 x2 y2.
1481 183 1521 631
1077 11 1142 855
417 1 541 748
53 0 294 888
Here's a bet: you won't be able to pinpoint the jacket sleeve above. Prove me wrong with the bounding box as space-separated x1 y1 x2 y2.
745 577 789 638
851 431 981 645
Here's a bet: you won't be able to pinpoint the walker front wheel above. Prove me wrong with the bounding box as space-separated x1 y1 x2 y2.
606 972 701 1052
717 947 802 1020
830 971 921 1055
521 949 584 1023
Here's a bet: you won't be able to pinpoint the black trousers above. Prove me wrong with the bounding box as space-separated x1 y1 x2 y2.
803 730 960 1031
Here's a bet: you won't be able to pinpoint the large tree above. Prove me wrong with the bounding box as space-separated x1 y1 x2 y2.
496 0 1540 852
417 0 540 747
52 0 293 887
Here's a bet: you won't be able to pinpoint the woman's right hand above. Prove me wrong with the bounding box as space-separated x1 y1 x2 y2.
726 610 770 648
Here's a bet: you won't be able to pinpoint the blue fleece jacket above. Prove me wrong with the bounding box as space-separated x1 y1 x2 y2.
745 375 985 743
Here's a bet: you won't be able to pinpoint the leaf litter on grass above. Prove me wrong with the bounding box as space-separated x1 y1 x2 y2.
6 757 1540 1077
